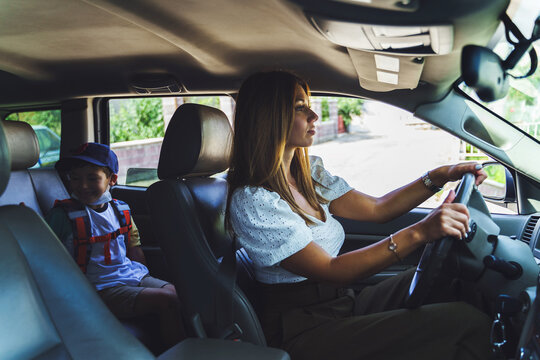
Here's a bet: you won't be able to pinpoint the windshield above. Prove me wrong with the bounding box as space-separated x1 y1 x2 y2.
460 0 540 143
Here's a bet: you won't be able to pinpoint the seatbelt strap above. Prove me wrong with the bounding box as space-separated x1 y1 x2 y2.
110 199 132 248
215 234 243 340
54 198 132 272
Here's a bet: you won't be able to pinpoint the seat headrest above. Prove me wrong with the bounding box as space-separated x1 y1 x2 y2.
158 103 233 179
0 121 10 195
2 120 39 170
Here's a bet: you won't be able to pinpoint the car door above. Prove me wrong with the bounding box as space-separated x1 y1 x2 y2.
105 91 539 290
310 94 535 287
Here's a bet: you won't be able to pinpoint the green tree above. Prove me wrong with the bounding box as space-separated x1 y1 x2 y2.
320 99 330 122
110 98 164 142
489 42 540 141
338 98 363 126
185 96 221 108
484 164 505 184
6 110 61 136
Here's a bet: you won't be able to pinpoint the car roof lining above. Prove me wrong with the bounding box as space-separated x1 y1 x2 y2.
0 0 509 111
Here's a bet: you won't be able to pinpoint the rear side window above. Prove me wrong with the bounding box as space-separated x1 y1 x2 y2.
109 96 234 186
5 109 61 168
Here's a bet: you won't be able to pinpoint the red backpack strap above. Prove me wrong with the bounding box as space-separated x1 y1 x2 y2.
111 199 132 248
54 198 133 271
81 200 131 266
54 198 92 273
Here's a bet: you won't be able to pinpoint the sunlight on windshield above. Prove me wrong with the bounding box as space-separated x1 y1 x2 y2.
491 42 539 141
460 0 540 144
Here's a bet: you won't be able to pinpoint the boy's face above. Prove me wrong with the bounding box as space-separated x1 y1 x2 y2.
69 165 117 205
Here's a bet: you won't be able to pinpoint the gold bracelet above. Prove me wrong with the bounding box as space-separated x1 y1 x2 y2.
388 234 402 264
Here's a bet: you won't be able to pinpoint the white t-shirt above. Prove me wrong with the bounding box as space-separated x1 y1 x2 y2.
85 204 149 290
230 156 353 284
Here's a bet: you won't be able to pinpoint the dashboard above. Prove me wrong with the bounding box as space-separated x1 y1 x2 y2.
515 214 540 359
516 282 539 360
529 216 540 260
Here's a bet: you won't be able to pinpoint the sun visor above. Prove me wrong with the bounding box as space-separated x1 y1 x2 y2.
310 15 453 56
348 50 424 91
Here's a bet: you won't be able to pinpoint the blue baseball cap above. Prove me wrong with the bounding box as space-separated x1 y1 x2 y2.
55 142 119 174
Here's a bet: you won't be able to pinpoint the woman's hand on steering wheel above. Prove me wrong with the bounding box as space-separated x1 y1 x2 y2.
430 163 487 188
415 162 487 243
406 171 489 308
414 190 470 243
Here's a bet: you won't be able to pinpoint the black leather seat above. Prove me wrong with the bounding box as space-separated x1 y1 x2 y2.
146 103 268 346
0 120 70 213
0 118 289 360
0 120 172 355
0 120 157 359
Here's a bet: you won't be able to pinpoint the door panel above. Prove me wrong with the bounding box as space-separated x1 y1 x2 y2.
113 180 528 289
491 213 528 238
336 209 429 286
337 207 528 287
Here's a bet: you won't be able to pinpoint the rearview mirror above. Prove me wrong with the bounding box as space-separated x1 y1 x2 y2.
461 45 509 102
461 15 540 102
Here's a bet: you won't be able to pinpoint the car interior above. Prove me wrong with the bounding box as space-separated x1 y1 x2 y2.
1 0 540 359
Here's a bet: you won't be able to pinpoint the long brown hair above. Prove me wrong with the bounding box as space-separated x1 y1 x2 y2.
226 71 327 232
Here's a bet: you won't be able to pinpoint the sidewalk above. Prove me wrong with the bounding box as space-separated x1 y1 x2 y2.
310 117 513 213
311 118 460 200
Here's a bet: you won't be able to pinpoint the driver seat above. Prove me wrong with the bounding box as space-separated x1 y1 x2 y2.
146 103 267 345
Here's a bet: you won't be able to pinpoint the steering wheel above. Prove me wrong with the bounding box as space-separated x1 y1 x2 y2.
405 172 478 309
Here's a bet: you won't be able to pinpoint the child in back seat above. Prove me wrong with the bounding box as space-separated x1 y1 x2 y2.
46 142 185 347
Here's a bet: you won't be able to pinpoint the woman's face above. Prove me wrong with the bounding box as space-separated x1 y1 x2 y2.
286 84 318 149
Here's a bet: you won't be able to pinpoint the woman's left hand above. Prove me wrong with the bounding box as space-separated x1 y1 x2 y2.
432 162 487 187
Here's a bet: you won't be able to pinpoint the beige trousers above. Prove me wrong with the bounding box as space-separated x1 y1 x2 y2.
256 268 493 360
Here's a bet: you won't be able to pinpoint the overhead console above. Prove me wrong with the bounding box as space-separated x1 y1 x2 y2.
289 0 507 92
310 18 453 55
308 11 452 91
319 0 421 13
309 15 452 91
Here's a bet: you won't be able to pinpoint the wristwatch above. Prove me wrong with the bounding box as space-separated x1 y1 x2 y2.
421 171 443 193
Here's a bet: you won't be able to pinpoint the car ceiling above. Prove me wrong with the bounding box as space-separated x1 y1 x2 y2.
0 0 510 111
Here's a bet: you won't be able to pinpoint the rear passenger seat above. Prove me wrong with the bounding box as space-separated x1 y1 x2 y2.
0 120 171 354
0 119 291 359
0 120 69 214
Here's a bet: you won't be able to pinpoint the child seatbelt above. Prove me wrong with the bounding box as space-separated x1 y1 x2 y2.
53 198 132 273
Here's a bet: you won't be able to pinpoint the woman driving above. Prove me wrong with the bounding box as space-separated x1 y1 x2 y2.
226 70 493 360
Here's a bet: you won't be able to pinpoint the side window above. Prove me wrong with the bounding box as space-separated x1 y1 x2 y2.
109 96 234 186
5 109 61 168
309 97 515 214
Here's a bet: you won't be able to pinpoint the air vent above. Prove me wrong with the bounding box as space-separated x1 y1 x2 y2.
522 215 540 244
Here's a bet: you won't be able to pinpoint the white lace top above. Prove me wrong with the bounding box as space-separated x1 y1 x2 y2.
230 156 353 284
